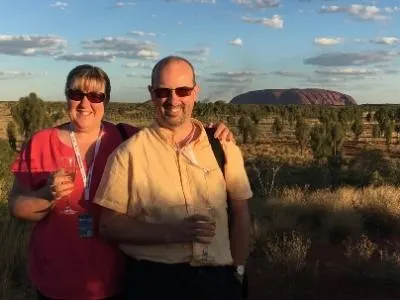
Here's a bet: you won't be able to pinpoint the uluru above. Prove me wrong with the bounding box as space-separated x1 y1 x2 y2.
230 88 357 105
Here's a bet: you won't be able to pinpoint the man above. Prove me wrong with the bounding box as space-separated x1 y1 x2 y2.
94 56 253 300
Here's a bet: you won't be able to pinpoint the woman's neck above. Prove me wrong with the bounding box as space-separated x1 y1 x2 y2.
68 122 103 144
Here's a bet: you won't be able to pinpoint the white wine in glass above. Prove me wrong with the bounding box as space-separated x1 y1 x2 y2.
193 205 216 264
59 156 78 215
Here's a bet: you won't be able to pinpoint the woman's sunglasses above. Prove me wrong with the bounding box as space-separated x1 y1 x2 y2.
66 89 106 103
152 86 195 98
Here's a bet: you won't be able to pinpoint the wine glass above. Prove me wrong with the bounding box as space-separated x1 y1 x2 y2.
193 204 217 264
59 156 78 215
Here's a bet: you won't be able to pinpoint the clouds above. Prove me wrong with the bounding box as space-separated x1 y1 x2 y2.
0 71 37 80
315 67 380 76
177 48 210 56
228 38 243 46
384 6 400 13
0 35 67 57
175 48 210 63
0 34 161 63
232 0 280 9
320 4 390 21
81 37 159 60
122 62 152 69
371 37 399 45
129 31 157 37
319 5 346 13
304 51 398 67
82 37 156 52
115 2 135 8
50 2 68 10
206 70 266 84
273 71 307 78
56 52 115 62
241 15 283 28
314 37 343 46
164 0 216 4
56 36 160 62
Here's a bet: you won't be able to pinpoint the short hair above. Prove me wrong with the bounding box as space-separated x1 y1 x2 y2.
65 64 111 103
151 56 196 86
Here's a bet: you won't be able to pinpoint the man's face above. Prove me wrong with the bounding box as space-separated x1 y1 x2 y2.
149 60 199 129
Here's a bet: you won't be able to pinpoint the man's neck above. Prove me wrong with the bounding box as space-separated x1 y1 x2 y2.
171 121 195 148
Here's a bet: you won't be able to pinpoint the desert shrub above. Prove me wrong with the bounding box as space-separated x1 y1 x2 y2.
325 211 363 245
343 234 377 266
377 244 400 283
263 231 311 274
345 150 390 187
0 218 32 299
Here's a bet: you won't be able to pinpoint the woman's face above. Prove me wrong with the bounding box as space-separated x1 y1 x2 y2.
66 78 105 133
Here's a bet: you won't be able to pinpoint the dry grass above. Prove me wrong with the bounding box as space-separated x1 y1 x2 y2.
251 185 400 248
263 231 311 274
0 179 33 300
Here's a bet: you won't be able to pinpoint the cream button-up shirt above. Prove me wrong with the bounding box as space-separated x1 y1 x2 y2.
94 119 253 266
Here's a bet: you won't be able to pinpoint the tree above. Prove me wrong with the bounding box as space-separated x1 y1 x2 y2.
384 121 394 150
6 121 18 151
272 116 284 136
395 124 400 142
309 121 345 162
329 122 345 156
238 115 252 144
366 112 373 123
351 118 364 142
372 124 381 139
250 110 263 125
294 118 310 156
309 124 331 162
10 93 53 141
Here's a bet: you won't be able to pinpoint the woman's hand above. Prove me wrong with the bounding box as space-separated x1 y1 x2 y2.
48 170 74 201
206 122 236 143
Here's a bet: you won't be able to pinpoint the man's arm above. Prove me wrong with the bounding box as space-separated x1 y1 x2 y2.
99 207 216 245
229 198 251 266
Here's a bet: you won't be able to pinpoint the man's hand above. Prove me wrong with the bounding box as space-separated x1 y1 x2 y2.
174 214 216 244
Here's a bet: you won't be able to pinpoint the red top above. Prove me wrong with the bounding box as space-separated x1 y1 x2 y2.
11 121 139 300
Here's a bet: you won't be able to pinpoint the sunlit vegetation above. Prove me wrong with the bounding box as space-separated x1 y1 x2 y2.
3 95 400 299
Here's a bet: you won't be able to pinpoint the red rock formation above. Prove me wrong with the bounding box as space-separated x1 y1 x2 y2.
230 88 357 105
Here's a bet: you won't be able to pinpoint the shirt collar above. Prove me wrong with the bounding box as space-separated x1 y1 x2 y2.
150 118 209 148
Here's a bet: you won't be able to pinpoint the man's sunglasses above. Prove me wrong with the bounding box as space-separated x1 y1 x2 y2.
152 86 195 98
66 89 106 103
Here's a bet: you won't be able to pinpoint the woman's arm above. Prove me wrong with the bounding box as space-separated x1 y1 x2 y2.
8 170 74 222
8 179 54 222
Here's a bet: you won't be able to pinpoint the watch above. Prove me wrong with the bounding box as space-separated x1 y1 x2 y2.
236 265 245 276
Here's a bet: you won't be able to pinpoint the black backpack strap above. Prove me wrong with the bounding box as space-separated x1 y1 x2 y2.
205 127 226 174
205 127 249 300
116 123 129 141
205 127 230 222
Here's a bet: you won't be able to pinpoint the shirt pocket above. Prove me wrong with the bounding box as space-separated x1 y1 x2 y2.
189 163 227 213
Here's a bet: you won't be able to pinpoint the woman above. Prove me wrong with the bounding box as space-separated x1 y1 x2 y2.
8 64 234 300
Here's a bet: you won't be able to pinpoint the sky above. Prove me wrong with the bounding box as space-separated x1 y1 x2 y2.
0 0 400 104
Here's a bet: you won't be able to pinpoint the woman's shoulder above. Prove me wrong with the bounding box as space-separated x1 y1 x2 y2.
103 121 141 139
27 126 60 143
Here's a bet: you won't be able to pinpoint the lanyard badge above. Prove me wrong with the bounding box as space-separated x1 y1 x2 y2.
69 123 103 238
